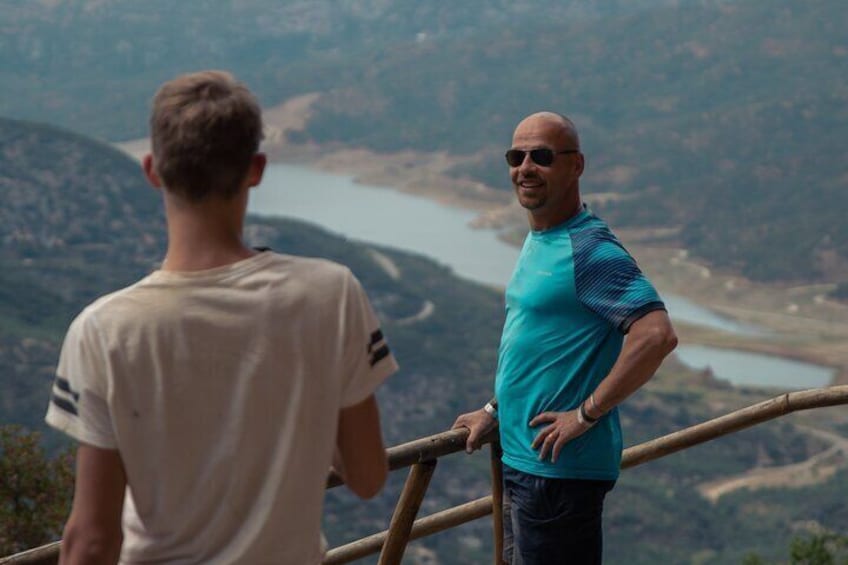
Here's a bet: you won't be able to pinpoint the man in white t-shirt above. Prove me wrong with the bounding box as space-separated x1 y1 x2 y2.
45 70 398 564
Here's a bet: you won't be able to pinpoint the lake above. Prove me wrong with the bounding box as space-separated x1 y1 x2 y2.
674 345 835 390
248 164 835 390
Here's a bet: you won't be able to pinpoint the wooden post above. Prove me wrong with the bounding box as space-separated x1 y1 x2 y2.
377 459 438 565
489 439 504 565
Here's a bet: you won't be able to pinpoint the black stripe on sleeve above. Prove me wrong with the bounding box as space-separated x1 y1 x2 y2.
55 377 80 401
51 393 79 416
619 301 667 334
368 329 384 353
369 345 391 367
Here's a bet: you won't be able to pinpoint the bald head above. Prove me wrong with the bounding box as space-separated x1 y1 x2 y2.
514 112 580 150
508 111 585 230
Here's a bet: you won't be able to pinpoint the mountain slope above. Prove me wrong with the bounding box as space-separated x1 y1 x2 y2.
1 119 845 564
3 0 848 284
290 0 848 283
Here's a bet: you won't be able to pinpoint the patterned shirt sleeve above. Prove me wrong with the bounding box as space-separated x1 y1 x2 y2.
339 269 398 407
45 310 117 449
573 225 666 333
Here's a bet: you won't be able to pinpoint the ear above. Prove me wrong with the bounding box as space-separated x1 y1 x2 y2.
247 153 267 188
574 152 586 177
142 154 163 188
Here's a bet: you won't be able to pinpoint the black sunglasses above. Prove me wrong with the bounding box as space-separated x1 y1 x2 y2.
505 148 580 167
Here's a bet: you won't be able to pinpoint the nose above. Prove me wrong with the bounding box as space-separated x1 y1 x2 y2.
517 152 537 174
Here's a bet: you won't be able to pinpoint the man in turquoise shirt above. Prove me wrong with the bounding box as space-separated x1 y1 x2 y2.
454 112 677 564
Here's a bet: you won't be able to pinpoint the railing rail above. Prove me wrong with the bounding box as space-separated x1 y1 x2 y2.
4 385 847 565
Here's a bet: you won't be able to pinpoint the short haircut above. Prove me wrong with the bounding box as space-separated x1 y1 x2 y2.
149 71 264 201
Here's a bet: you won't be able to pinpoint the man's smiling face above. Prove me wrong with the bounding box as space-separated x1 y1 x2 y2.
509 113 584 230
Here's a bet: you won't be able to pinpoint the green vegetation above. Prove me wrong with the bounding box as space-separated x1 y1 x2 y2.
0 425 74 556
6 0 845 284
0 117 166 437
832 283 848 303
297 0 848 284
1 82 846 564
744 532 848 564
0 0 672 140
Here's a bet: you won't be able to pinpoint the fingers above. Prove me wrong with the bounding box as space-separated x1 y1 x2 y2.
534 430 550 460
551 434 568 463
466 427 481 454
452 410 493 454
535 426 559 461
451 418 467 431
529 412 557 427
529 411 581 462
531 425 551 450
452 416 477 453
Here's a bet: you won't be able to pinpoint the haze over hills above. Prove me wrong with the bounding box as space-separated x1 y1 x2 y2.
2 116 847 564
2 0 847 283
2 0 848 561
0 0 682 139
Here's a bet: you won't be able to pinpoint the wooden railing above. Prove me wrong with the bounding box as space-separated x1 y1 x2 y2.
3 385 848 565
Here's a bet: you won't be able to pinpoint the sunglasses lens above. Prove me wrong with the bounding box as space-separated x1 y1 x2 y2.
505 149 525 167
505 148 558 167
530 148 555 166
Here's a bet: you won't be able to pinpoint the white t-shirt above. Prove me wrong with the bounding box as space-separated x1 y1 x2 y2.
46 251 398 564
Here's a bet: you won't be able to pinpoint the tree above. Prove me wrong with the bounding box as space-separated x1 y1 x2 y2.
789 533 848 565
744 533 848 565
0 425 74 557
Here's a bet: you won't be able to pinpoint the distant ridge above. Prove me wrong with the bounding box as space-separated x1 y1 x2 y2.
2 50 847 564
2 0 846 283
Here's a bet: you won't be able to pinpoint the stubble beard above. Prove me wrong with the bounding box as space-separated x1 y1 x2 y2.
515 184 546 211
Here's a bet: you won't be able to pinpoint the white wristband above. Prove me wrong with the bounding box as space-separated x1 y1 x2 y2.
483 402 498 421
576 404 596 428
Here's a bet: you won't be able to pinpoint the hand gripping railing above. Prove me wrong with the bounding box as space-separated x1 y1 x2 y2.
3 385 847 565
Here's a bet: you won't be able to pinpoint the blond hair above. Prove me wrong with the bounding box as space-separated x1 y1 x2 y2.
150 71 263 201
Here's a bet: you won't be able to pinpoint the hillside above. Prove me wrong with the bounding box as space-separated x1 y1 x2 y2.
287 0 848 284
2 0 847 285
0 0 680 141
2 118 847 562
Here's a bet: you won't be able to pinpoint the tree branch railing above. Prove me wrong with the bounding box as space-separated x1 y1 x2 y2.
3 385 847 565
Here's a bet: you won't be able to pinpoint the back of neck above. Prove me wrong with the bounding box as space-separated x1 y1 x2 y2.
161 196 254 272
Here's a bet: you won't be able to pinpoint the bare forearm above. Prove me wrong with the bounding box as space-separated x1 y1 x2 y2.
337 395 388 499
60 526 122 565
62 444 126 565
590 311 677 415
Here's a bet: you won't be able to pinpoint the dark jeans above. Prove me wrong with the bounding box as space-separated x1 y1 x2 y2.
502 464 615 565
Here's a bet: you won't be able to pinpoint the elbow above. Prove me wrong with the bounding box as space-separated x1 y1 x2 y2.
660 325 678 356
643 320 678 358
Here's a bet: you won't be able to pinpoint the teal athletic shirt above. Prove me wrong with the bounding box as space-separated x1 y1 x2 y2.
495 206 665 480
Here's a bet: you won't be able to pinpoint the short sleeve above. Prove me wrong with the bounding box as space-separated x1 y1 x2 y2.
45 310 117 449
339 270 398 407
573 227 666 334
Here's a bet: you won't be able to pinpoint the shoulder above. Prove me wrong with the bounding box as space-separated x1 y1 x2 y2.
68 279 152 337
267 252 356 286
261 253 369 309
569 213 636 275
570 213 629 255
